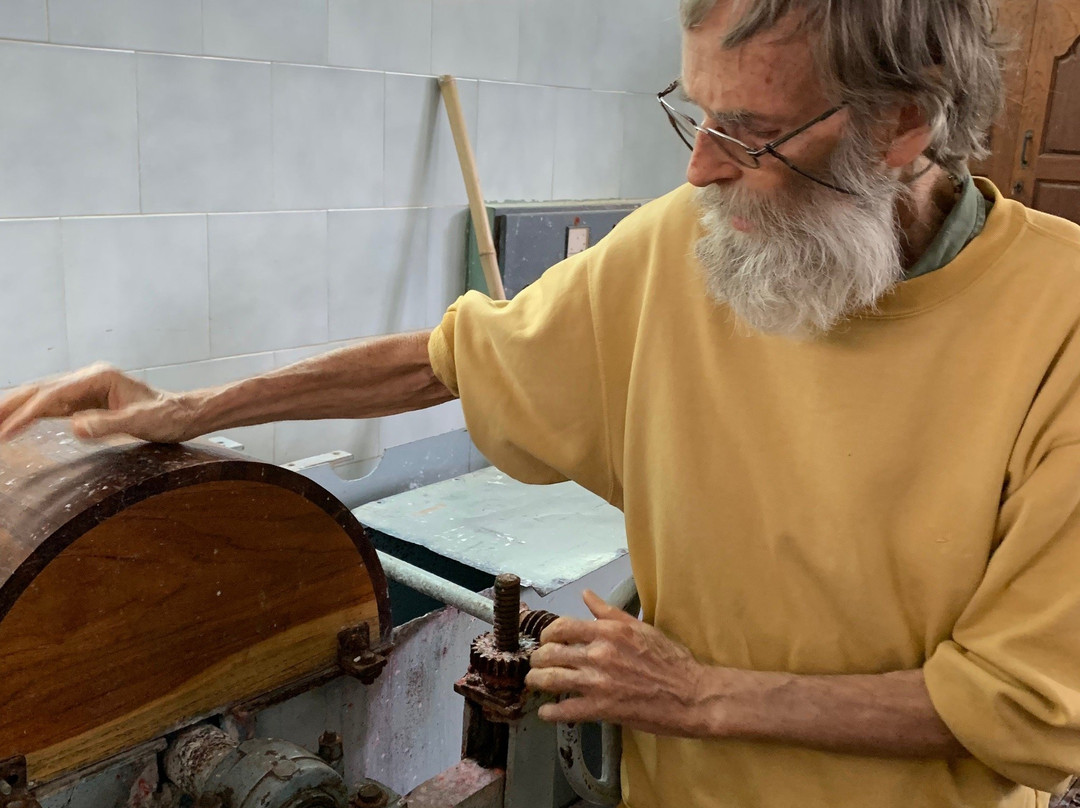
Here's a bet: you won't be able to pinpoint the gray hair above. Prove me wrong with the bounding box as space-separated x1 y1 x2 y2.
678 0 1005 173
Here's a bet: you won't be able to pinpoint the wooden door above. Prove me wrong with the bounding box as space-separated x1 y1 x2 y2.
968 0 1040 191
1009 0 1080 222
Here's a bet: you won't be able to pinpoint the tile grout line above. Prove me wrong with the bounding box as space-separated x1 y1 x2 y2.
204 214 212 361
134 55 144 214
0 36 656 95
380 71 388 208
55 217 72 377
269 61 277 209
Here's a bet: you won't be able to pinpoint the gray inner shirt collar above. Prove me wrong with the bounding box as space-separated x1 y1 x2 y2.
904 174 991 281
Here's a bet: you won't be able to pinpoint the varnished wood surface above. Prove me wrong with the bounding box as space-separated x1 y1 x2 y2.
0 422 391 783
1011 0 1080 217
0 422 389 629
969 0 1040 192
24 604 377 781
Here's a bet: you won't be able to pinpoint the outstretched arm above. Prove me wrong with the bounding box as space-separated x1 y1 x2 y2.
0 330 453 443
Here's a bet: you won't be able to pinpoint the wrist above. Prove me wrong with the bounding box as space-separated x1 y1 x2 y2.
175 387 222 438
686 664 735 739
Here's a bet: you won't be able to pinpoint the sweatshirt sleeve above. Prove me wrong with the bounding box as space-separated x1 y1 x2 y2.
427 252 616 504
924 334 1080 793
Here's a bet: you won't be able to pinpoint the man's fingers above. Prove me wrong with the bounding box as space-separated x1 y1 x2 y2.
0 387 38 427
537 697 602 724
526 666 591 695
530 641 589 670
583 589 637 623
0 376 108 441
71 410 135 440
540 616 604 646
0 389 66 440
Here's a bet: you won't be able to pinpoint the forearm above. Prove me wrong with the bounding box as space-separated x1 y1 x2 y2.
698 667 967 758
189 330 454 434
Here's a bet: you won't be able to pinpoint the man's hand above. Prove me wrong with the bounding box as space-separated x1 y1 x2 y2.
0 363 197 443
526 590 967 757
525 589 711 737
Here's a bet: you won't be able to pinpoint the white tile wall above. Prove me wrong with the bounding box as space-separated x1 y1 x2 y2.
203 0 328 64
431 0 519 82
208 212 329 356
138 54 274 213
274 416 381 466
425 206 469 324
144 352 275 392
592 0 683 94
272 339 362 369
0 4 687 458
381 400 465 449
0 42 140 218
62 215 210 370
383 74 477 209
273 64 384 210
518 0 599 89
0 0 47 41
329 0 432 75
621 92 690 199
553 88 625 201
327 208 431 342
476 81 558 203
0 219 67 388
48 0 202 54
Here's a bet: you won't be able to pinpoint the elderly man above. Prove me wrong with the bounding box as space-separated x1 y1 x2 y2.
4 0 1080 805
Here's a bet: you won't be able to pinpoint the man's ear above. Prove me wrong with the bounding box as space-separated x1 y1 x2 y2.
883 103 934 169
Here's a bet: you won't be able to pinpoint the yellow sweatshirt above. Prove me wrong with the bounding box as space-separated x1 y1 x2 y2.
428 180 1080 808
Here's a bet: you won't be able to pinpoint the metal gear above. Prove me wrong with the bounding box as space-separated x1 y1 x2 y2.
469 632 538 692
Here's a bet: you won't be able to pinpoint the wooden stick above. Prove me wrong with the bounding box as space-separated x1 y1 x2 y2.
438 75 507 301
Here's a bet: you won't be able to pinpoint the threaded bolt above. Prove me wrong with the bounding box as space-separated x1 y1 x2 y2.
493 573 521 652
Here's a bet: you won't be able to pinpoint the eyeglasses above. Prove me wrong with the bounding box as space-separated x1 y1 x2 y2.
657 79 854 195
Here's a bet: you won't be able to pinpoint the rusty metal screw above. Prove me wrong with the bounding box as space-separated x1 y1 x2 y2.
317 731 343 766
352 781 388 808
493 573 521 652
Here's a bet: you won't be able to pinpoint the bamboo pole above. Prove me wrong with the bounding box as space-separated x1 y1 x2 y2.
438 75 507 301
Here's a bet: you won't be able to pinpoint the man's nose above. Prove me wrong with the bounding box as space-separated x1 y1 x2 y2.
686 130 743 187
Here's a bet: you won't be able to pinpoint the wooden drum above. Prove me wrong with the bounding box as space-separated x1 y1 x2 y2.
0 423 390 783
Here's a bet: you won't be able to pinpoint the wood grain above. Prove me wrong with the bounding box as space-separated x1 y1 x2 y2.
24 604 377 782
0 424 391 783
1010 0 1080 214
970 0 1040 191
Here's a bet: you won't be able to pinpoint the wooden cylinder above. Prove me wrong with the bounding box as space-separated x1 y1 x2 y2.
0 423 391 784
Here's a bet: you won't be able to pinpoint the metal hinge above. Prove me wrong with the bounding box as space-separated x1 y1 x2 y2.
0 757 40 808
337 623 391 685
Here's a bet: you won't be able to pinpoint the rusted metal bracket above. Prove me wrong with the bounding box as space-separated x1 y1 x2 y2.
0 757 41 808
338 623 391 684
454 670 531 722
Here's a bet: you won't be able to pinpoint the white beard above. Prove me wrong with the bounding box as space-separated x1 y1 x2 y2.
693 164 905 338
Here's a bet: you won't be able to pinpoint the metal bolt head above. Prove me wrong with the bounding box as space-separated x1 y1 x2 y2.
0 780 11 796
318 731 344 765
353 781 389 808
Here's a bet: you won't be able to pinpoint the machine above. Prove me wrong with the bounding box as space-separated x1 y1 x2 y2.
0 423 632 808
